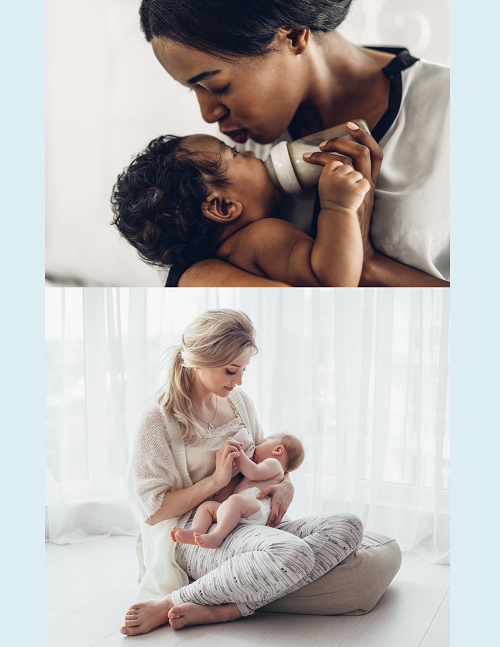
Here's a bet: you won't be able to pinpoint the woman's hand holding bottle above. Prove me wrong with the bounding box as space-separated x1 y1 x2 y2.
304 124 383 259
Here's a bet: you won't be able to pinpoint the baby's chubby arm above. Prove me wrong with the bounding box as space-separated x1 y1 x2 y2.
233 446 283 482
225 163 368 287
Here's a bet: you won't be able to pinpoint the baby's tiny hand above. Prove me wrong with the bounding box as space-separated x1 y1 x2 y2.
318 160 370 213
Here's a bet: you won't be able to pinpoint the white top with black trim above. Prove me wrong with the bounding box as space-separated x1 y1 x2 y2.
370 54 449 280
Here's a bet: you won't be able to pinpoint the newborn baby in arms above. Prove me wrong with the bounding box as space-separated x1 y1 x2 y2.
171 433 305 549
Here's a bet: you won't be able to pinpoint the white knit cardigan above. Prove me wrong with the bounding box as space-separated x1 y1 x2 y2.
129 387 264 601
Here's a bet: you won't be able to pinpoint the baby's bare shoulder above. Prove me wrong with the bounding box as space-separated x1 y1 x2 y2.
262 457 284 475
242 218 310 241
227 219 311 266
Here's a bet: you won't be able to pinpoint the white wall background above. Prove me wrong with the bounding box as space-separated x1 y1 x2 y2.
46 0 450 286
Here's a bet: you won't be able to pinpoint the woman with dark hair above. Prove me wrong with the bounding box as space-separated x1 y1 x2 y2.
133 0 449 288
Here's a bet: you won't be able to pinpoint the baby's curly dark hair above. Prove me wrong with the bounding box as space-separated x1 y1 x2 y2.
110 135 229 268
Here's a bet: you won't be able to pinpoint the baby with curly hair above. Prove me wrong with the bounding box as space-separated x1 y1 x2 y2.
111 128 370 287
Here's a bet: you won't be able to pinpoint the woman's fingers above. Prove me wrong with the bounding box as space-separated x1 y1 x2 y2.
313 127 383 183
266 504 279 527
222 446 240 461
269 510 286 527
218 439 242 458
266 502 287 527
344 122 383 181
255 486 272 499
304 151 353 168
307 142 372 181
223 438 244 450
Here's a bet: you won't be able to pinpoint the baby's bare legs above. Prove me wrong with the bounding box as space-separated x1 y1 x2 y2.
195 494 260 549
171 501 220 545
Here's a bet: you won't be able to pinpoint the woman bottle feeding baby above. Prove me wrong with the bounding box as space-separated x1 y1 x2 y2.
111 0 449 287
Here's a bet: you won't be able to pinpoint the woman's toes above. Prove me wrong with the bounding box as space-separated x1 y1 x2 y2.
170 617 185 630
168 605 186 624
125 618 140 626
121 625 142 636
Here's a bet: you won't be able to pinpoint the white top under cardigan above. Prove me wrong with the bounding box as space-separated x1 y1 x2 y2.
128 387 264 601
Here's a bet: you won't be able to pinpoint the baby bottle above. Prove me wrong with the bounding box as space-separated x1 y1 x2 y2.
264 119 370 194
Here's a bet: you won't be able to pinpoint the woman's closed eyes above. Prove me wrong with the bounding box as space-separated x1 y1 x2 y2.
209 84 230 98
226 367 246 375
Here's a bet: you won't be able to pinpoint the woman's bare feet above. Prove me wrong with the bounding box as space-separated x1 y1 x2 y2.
170 526 198 545
168 602 242 629
194 531 222 549
120 595 174 636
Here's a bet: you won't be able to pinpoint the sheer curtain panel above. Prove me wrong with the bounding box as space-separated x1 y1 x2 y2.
45 288 449 562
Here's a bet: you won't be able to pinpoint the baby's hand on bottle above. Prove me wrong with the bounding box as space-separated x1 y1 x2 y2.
317 160 370 213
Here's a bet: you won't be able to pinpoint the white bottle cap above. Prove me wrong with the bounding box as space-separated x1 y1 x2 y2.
269 141 303 194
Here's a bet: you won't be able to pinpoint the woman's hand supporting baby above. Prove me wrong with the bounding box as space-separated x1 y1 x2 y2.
256 474 295 527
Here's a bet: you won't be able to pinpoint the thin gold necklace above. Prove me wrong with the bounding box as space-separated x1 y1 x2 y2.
193 396 218 431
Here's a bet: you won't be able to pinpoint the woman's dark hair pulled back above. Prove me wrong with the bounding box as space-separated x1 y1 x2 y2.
139 0 353 59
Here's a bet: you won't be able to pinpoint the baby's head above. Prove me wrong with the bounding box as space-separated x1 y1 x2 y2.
254 433 305 473
111 134 280 268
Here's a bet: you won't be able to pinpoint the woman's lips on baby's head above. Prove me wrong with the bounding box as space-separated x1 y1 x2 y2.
222 129 249 144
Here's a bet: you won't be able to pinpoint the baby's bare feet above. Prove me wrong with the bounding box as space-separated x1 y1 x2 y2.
120 596 173 636
170 526 198 545
194 532 221 549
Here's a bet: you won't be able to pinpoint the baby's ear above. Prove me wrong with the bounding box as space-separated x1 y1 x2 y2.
272 444 285 456
202 192 243 223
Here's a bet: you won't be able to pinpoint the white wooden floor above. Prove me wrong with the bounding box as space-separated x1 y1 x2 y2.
46 535 449 647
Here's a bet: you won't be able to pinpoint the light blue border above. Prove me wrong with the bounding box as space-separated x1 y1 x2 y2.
1 1 495 644
0 3 44 643
452 1 500 645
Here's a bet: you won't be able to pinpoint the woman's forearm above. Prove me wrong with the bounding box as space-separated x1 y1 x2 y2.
360 250 450 287
178 259 291 287
146 473 221 525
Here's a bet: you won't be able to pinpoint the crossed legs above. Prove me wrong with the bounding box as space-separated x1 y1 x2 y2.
121 511 363 635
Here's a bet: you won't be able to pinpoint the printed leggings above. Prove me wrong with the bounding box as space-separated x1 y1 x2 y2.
173 512 363 616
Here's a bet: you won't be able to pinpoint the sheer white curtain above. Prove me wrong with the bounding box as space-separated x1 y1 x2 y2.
45 288 449 562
